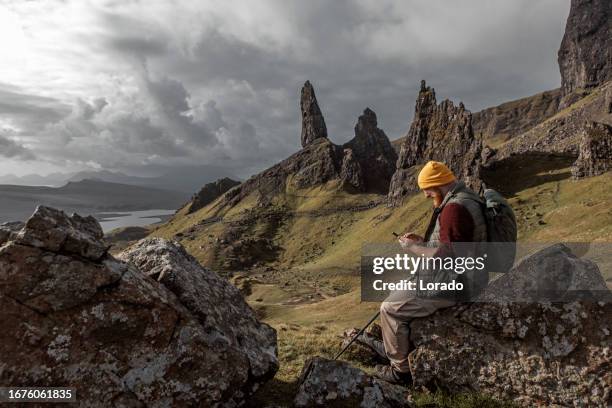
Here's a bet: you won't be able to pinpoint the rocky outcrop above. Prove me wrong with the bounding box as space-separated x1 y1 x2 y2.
410 244 611 407
339 148 364 191
0 206 278 407
572 121 612 178
388 81 484 204
558 0 612 104
118 238 278 380
223 137 341 207
342 108 398 193
0 221 24 245
300 245 610 407
294 357 412 407
223 83 400 208
301 80 328 147
188 177 240 213
472 89 561 143
490 81 612 164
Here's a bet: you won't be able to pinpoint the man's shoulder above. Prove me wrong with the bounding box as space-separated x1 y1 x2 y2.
440 202 473 221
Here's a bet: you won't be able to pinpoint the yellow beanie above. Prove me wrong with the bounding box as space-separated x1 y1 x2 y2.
417 161 456 189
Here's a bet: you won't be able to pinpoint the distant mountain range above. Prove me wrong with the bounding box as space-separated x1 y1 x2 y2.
0 179 190 223
0 165 239 193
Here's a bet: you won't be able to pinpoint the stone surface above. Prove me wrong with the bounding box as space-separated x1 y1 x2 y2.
0 206 278 407
571 121 612 178
490 81 612 164
342 108 398 193
188 177 240 213
409 244 611 407
388 81 483 204
15 205 108 261
294 357 412 407
472 89 561 143
118 238 279 381
558 0 612 103
301 80 328 147
339 148 364 192
0 221 24 246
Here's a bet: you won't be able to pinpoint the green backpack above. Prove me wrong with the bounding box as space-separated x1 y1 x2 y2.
481 187 517 273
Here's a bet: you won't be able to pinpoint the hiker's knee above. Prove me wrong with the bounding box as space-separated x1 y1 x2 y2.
380 301 393 316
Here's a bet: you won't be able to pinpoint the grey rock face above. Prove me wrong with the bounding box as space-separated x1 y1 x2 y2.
572 121 612 178
342 108 398 193
301 80 328 147
388 81 483 204
188 177 240 213
409 244 611 407
15 205 108 261
558 0 612 103
0 221 24 246
472 89 561 143
119 237 279 380
339 148 364 191
0 206 278 407
294 357 412 407
490 81 612 164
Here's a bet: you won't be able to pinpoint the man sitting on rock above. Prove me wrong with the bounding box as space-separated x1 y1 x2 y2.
359 160 488 385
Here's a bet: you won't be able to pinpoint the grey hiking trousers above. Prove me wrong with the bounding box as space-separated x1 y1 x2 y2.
380 294 455 373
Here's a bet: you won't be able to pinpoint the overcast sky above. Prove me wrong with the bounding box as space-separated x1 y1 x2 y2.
0 0 570 179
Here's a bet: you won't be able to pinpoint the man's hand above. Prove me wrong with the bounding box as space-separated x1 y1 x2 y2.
398 232 423 249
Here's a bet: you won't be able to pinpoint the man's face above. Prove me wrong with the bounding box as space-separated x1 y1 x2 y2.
423 187 444 208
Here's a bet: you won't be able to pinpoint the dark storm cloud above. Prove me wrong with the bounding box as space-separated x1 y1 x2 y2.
2 0 571 180
0 133 35 160
0 85 71 132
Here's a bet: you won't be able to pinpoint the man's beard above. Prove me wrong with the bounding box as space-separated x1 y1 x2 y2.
432 190 444 208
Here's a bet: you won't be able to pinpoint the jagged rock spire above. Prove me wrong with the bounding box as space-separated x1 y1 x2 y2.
388 80 483 204
300 80 328 147
341 107 398 193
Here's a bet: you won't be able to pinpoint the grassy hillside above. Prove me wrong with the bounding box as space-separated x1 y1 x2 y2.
149 159 611 406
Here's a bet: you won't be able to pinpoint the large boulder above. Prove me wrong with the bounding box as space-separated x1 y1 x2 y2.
294 357 412 407
558 0 612 105
571 121 612 178
388 81 483 204
409 244 611 407
0 206 278 407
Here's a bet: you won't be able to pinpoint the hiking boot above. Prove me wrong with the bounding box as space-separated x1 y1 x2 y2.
357 333 389 363
374 364 412 386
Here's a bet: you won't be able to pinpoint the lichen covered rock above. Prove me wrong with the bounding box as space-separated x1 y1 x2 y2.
294 357 412 407
0 206 278 407
409 244 611 407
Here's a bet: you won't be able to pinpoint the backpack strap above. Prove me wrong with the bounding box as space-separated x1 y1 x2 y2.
423 182 464 242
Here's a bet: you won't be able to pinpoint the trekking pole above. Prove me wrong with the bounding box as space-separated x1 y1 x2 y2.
333 310 380 360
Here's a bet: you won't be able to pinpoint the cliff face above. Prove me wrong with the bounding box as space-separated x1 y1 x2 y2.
472 89 561 144
340 108 398 193
558 0 611 104
388 81 483 204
